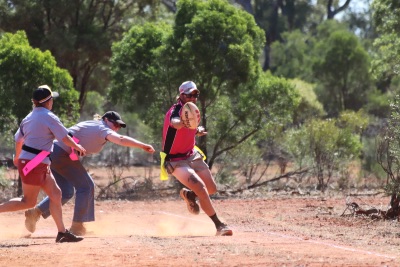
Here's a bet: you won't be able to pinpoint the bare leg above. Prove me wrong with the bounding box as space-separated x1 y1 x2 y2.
0 183 40 212
196 168 217 195
41 173 66 233
173 167 216 216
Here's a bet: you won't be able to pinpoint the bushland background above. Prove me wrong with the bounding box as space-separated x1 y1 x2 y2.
1 1 400 266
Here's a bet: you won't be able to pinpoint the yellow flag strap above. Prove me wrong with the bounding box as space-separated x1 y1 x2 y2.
160 147 206 181
159 152 168 181
194 146 206 160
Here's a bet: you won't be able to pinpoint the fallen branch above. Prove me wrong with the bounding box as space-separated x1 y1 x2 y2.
341 200 399 220
224 168 309 194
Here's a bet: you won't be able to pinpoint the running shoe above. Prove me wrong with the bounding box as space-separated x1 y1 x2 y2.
25 207 41 233
56 230 84 243
216 223 233 236
180 188 200 215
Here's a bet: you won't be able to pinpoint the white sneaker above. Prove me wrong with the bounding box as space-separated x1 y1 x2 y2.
25 207 41 233
216 223 233 236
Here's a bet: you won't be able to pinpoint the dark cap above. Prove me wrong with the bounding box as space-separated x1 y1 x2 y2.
33 85 59 103
102 111 127 128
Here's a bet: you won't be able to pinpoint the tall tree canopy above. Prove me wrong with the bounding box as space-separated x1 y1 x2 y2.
371 0 400 91
0 0 160 111
312 20 371 116
0 31 79 132
110 0 300 167
233 0 353 70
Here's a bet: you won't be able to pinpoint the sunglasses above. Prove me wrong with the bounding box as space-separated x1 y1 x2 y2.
184 93 199 99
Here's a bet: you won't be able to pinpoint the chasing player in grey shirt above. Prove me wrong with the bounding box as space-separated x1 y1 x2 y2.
24 111 155 235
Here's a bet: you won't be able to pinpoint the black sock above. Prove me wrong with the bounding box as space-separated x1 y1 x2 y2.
209 213 222 227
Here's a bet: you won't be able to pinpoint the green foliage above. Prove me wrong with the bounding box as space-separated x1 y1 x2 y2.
111 22 163 124
377 93 400 195
372 0 400 34
270 30 314 81
314 19 348 39
172 0 265 90
313 22 371 116
110 0 297 170
361 136 386 181
0 167 10 190
371 0 400 90
205 72 300 167
365 89 391 118
289 79 325 124
337 109 369 134
0 0 163 110
110 22 172 130
213 140 265 188
284 111 365 191
0 31 80 131
371 34 400 86
80 91 106 121
283 126 309 169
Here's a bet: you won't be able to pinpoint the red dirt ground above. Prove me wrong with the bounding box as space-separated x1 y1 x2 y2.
0 193 399 266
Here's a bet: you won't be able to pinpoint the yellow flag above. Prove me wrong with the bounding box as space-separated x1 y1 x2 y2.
194 146 206 160
160 152 168 181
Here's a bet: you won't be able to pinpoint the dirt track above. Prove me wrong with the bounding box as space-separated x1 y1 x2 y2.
0 194 398 266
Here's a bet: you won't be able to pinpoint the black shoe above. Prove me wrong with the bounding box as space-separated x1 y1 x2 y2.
180 188 200 215
56 229 84 243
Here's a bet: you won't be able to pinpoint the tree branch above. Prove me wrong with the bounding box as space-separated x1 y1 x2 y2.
223 168 309 194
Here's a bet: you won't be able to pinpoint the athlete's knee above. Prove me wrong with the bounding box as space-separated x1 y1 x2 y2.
202 177 217 195
21 196 39 208
48 186 62 202
192 185 209 200
208 183 217 195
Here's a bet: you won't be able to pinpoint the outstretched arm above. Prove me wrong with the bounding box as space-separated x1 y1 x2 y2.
106 132 155 153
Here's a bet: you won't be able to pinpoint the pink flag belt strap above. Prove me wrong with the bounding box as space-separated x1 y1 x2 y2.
69 136 80 161
22 150 51 176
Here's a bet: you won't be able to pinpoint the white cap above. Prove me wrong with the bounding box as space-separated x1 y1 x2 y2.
179 81 199 94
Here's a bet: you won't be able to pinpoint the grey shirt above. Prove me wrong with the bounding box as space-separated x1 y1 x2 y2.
14 107 69 165
55 120 114 156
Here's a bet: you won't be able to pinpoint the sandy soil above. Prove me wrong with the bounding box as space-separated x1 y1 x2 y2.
0 192 399 267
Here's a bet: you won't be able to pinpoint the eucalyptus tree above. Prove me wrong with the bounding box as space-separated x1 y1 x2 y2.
0 0 163 111
232 0 353 70
371 0 400 92
110 0 300 168
284 110 367 191
312 20 371 117
0 31 79 133
373 0 400 208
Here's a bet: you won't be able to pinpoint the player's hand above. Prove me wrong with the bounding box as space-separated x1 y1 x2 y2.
143 144 155 153
76 144 87 156
13 157 18 167
196 126 207 136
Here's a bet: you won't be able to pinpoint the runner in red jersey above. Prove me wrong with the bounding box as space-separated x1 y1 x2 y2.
162 81 232 236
